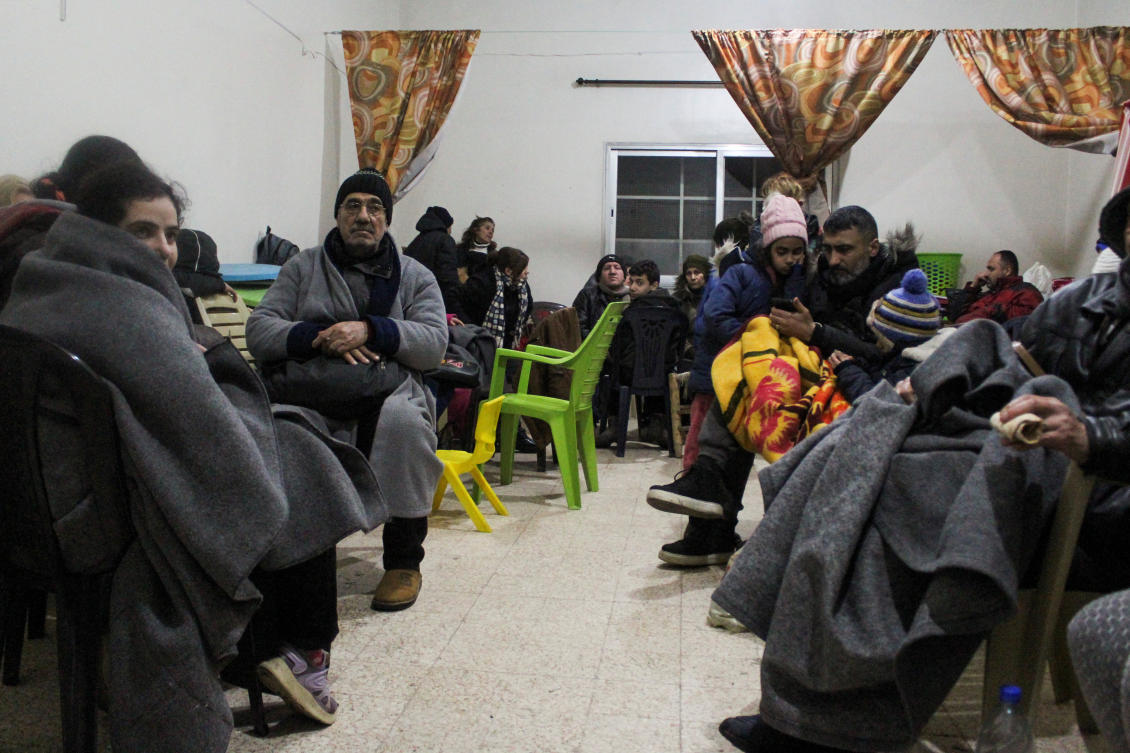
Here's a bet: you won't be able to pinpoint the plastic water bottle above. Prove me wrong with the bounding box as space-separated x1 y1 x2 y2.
974 685 1035 753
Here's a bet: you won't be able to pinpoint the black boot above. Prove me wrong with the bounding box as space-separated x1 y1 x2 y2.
646 456 732 518
658 516 740 567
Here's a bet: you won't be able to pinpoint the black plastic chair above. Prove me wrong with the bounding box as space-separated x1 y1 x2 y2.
603 306 688 457
0 326 269 748
0 325 132 752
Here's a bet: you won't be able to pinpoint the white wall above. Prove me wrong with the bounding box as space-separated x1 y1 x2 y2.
392 0 1127 302
0 0 397 256
1 0 1124 303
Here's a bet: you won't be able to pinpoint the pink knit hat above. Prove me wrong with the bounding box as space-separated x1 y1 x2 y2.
759 194 808 248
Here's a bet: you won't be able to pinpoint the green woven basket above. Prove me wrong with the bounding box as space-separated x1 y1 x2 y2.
917 253 962 296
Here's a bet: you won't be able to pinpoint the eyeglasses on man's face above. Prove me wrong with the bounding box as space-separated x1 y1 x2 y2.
342 199 384 217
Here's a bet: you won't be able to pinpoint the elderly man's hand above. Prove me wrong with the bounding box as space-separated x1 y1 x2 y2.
827 350 853 368
341 345 380 365
769 298 816 341
312 321 372 358
998 394 1090 464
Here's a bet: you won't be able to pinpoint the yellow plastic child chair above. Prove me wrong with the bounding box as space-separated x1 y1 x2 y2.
432 396 509 532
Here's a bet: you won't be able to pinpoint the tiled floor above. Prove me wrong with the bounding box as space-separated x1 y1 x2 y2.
0 445 1104 753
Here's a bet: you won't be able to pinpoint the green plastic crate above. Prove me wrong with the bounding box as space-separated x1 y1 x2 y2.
917 253 962 296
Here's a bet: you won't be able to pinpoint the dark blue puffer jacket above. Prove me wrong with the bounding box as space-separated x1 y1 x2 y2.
688 261 807 395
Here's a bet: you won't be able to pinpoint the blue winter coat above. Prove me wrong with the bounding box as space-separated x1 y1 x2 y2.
688 261 806 394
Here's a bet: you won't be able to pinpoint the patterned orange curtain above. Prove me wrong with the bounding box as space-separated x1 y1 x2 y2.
342 30 480 197
693 29 936 181
945 27 1130 152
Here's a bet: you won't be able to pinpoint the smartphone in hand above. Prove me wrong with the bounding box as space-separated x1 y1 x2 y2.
770 297 796 312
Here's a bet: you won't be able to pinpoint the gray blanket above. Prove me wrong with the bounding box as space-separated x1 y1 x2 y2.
1 212 388 752
714 319 1076 751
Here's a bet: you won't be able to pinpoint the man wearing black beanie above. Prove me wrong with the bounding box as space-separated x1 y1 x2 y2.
572 253 629 339
248 168 448 612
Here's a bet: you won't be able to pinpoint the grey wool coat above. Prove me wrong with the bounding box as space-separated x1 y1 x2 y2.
246 235 447 518
0 212 388 753
713 319 1076 751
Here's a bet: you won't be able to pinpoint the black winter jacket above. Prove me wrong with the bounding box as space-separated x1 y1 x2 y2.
808 244 919 361
460 266 532 349
572 276 628 339
1020 262 1130 484
455 243 490 281
404 212 464 319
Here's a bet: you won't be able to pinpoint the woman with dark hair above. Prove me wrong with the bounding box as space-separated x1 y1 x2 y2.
71 160 184 269
455 215 496 283
1 160 385 750
31 134 141 201
460 245 532 349
0 135 142 310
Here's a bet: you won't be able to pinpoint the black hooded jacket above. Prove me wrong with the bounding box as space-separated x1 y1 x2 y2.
404 208 463 319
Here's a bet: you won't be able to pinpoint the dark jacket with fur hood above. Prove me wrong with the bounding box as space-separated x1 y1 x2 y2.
807 225 920 362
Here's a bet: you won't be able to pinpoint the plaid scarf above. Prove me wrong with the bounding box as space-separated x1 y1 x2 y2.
483 268 531 348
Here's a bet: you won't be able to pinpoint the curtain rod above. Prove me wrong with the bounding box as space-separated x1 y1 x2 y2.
575 77 723 88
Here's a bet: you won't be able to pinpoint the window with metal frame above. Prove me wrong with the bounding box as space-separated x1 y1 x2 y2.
605 144 782 274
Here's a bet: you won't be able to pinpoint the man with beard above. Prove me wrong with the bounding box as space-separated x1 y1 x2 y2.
770 205 919 362
947 249 1043 327
645 205 919 567
247 168 447 612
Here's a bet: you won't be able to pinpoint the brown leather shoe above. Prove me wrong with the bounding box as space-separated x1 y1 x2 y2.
370 568 422 611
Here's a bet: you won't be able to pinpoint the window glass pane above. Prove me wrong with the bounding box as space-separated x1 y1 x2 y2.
683 200 716 241
617 156 680 196
724 157 754 198
751 156 784 197
616 198 679 240
616 240 680 273
683 239 714 264
724 199 756 220
683 157 716 198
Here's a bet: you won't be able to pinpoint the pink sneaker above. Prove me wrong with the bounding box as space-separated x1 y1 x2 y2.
256 644 339 724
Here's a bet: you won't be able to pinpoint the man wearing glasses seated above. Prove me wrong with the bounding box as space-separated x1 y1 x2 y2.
247 168 447 613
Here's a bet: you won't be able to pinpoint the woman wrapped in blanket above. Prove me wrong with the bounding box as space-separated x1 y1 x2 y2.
0 160 386 752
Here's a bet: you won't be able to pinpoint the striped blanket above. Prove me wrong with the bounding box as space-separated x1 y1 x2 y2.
711 316 850 461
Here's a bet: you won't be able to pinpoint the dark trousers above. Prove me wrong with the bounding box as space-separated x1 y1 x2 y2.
250 546 338 653
1068 483 1130 592
697 401 756 512
383 516 428 571
677 401 756 544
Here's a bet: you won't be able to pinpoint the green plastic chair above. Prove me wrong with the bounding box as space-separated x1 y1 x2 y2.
487 300 627 509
